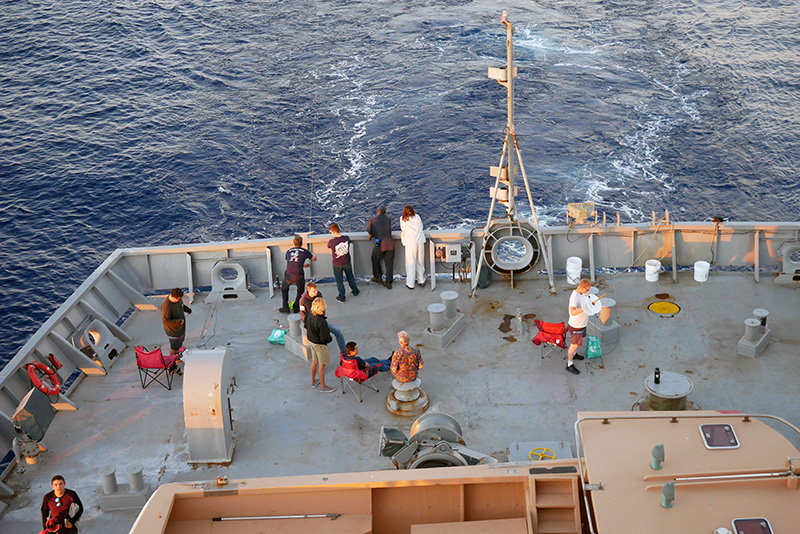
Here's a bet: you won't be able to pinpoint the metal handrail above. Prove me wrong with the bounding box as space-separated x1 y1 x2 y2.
572 413 800 534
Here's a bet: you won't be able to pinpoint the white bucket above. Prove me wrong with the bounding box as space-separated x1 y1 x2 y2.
566 256 582 285
645 259 661 282
694 260 710 282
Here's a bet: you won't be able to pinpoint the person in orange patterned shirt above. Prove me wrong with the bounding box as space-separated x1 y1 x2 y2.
390 331 423 383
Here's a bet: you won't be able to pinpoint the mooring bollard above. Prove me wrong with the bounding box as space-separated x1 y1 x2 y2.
743 318 761 342
288 313 302 337
440 291 458 319
127 465 145 493
99 466 118 495
752 308 768 331
428 303 446 332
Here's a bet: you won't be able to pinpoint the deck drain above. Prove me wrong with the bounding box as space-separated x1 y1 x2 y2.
648 301 680 317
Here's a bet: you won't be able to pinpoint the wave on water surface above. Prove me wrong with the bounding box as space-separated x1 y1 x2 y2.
1 0 799 363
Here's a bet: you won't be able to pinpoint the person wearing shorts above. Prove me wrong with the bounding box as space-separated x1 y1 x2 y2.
161 288 192 356
566 278 591 375
305 297 336 393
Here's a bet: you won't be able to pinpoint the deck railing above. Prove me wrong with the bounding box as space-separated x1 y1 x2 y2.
0 221 797 491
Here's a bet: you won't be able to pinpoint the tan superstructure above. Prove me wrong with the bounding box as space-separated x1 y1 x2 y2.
131 411 799 534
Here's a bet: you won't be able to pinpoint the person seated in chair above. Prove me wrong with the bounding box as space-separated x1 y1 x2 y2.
343 341 390 378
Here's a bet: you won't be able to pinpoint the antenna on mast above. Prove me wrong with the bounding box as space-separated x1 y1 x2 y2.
473 11 557 295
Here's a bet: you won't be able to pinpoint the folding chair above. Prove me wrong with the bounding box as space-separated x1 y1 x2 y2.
531 320 567 359
135 346 182 390
334 354 380 402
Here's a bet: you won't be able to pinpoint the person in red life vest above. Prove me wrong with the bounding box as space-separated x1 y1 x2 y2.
41 475 83 533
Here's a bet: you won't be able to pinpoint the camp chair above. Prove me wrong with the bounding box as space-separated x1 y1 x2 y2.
334 354 380 402
531 320 567 359
135 346 182 390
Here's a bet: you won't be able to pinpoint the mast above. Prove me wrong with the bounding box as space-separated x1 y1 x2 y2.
479 11 556 294
503 11 516 219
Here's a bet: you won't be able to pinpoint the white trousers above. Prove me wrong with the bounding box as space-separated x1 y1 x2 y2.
404 242 426 287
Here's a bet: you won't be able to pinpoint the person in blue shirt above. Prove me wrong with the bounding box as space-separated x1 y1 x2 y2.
280 235 316 313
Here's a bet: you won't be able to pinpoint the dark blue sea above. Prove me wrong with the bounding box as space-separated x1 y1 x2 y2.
2 0 799 366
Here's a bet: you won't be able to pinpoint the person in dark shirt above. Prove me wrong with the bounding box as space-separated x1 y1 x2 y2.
306 298 337 393
280 235 316 313
366 205 395 289
327 222 360 302
161 288 192 355
41 475 83 533
298 282 346 354
343 341 391 377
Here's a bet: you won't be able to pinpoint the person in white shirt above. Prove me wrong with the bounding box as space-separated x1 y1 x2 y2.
566 278 591 374
400 205 426 290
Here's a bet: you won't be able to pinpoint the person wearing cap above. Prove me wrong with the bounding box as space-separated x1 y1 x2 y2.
566 278 591 374
366 205 395 289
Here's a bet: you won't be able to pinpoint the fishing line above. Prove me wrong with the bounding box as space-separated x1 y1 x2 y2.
196 299 219 349
309 95 318 233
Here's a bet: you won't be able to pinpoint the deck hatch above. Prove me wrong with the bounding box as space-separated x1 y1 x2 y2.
699 424 740 449
647 301 680 316
732 517 773 534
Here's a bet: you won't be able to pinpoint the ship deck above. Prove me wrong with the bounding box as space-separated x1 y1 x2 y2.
2 271 799 533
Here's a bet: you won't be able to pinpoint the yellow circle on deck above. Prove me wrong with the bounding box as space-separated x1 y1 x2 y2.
648 301 681 315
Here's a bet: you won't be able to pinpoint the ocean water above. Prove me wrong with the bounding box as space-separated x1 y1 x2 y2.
1 0 799 365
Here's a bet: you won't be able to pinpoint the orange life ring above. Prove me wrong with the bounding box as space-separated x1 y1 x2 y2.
26 362 61 396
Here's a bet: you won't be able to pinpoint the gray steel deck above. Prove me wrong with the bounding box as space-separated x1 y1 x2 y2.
1 271 798 533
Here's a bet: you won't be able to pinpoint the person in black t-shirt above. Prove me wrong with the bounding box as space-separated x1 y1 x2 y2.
366 205 395 289
327 222 360 302
280 235 316 313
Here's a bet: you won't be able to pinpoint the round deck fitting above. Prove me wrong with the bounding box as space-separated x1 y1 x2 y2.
386 379 429 416
647 301 680 317
644 371 694 410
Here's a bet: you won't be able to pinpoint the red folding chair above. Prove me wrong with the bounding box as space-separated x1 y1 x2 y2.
135 346 182 390
531 320 567 359
334 354 380 402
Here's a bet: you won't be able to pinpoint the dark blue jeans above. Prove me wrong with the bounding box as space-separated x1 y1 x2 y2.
364 357 391 372
333 263 360 300
363 357 391 377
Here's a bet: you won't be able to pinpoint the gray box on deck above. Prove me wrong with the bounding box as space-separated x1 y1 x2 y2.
12 388 55 442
